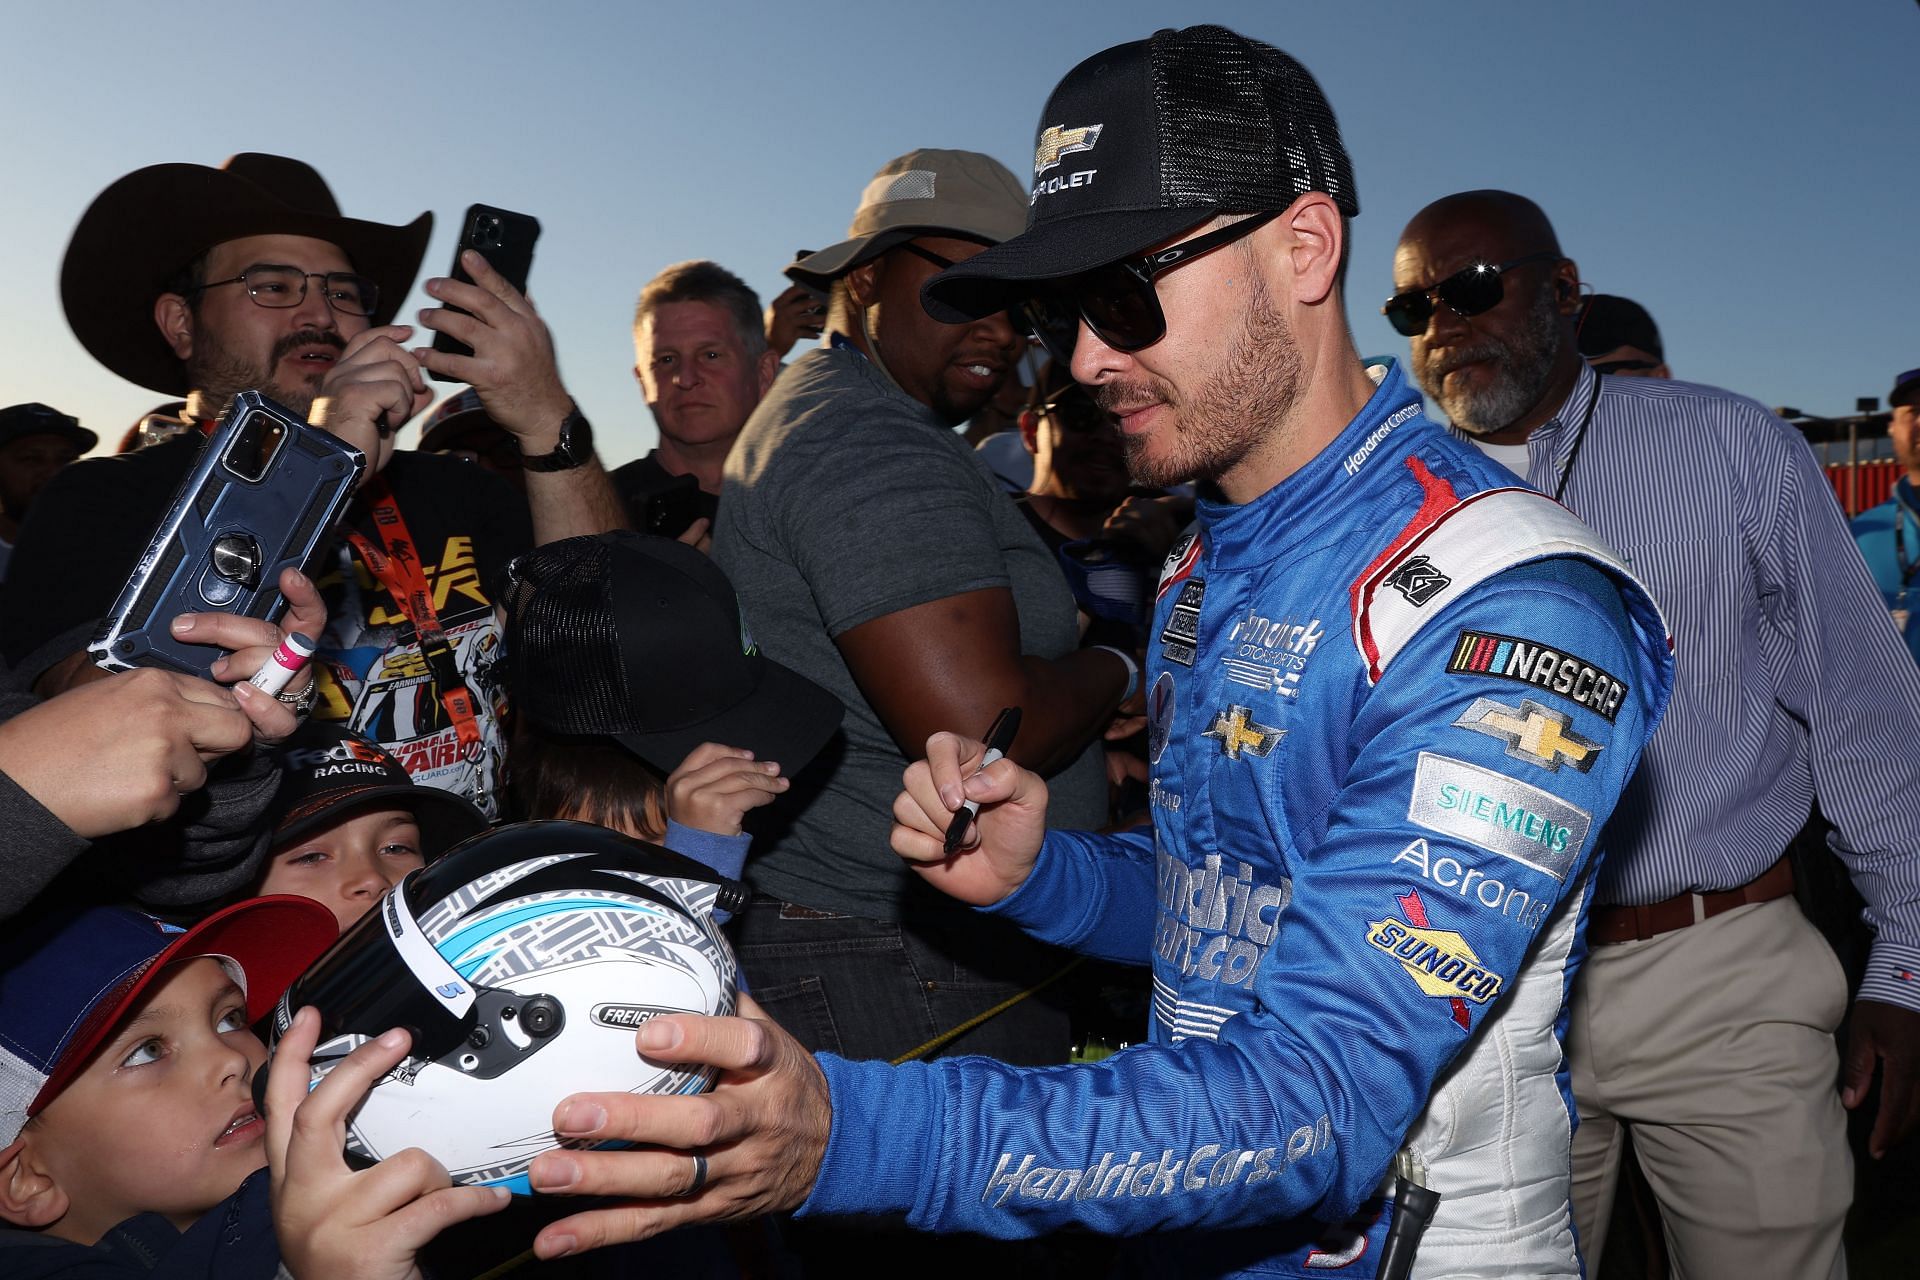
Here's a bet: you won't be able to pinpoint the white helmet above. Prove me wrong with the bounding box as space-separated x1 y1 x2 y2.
267 820 741 1192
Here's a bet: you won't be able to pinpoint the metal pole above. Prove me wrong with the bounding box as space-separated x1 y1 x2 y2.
1848 420 1860 516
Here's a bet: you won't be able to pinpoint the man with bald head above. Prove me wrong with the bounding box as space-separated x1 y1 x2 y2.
1392 189 1920 1277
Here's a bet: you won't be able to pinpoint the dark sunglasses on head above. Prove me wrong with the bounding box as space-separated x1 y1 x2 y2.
1015 211 1284 367
1381 251 1560 337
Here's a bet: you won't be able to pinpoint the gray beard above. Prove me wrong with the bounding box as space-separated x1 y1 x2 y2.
1419 287 1562 437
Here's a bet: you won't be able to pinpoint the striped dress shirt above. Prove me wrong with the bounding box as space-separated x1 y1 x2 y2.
1479 363 1920 1010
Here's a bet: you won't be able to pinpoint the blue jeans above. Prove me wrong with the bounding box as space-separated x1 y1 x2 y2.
729 895 1072 1066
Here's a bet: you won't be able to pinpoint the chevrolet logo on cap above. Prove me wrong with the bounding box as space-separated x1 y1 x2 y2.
1452 697 1600 773
1034 124 1103 176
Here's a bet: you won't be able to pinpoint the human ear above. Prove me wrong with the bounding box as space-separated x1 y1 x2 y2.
1551 261 1583 317
1281 193 1344 308
155 293 195 362
0 1137 70 1229
756 348 780 396
844 260 883 310
1017 408 1043 455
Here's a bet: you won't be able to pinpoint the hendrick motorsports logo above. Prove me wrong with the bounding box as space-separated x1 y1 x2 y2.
1034 123 1103 175
1367 889 1503 1031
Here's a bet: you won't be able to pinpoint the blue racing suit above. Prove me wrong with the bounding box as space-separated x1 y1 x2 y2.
799 360 1674 1277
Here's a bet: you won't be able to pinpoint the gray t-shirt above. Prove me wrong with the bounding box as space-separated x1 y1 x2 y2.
715 347 1107 919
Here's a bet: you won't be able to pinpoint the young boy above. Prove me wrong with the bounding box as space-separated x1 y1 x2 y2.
0 898 508 1278
253 721 491 930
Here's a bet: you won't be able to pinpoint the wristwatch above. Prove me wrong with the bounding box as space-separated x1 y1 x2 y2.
519 404 594 473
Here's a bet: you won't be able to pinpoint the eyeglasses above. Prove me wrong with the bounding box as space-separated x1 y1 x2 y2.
1381 251 1560 337
1020 211 1284 366
1033 392 1115 436
186 266 380 317
895 242 957 273
1589 358 1660 375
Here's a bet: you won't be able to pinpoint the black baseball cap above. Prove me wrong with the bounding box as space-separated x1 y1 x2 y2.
0 402 96 454
268 721 490 856
922 24 1359 323
1577 295 1664 360
501 532 843 775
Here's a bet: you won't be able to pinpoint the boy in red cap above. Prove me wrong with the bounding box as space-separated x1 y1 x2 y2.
0 897 507 1277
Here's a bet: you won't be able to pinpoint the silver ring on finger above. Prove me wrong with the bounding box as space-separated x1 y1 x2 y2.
674 1152 708 1197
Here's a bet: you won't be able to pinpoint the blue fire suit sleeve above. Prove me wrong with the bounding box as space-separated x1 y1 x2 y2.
798 558 1663 1238
978 825 1159 965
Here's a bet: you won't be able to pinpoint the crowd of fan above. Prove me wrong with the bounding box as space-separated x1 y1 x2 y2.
1 21 1918 1280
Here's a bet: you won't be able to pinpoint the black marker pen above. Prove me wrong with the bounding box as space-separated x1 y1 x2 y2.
944 706 1022 856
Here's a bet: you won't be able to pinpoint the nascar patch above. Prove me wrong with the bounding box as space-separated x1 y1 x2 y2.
1367 889 1502 1030
1447 629 1629 723
1407 752 1591 882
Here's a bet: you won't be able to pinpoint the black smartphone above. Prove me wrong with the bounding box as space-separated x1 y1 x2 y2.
793 248 830 306
430 204 542 383
89 391 364 679
644 479 706 540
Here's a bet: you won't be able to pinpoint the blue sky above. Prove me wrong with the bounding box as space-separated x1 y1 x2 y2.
4 1 1914 467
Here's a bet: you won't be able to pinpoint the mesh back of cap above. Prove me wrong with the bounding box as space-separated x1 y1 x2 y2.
1151 26 1359 216
502 539 632 736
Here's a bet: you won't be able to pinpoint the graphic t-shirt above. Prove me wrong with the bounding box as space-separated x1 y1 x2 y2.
308 452 531 817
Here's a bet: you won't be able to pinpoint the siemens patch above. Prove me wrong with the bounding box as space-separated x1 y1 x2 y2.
1447 629 1629 722
1407 752 1591 882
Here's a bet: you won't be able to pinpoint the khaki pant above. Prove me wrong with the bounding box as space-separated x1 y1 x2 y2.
1568 897 1852 1279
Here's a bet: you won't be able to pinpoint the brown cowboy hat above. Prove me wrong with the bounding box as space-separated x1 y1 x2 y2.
60 153 432 395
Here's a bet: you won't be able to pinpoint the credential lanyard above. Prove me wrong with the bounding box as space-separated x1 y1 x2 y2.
1550 374 1605 503
342 477 485 760
1893 484 1919 587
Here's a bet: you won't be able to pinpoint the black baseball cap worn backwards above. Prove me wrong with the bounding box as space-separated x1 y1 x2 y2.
922 24 1359 324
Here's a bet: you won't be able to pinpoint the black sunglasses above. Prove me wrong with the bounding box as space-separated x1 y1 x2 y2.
1016 211 1284 366
1589 358 1660 375
1381 251 1560 337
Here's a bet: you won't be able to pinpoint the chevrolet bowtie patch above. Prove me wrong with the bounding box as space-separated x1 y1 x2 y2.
1034 123 1103 176
1203 705 1284 760
1452 697 1600 772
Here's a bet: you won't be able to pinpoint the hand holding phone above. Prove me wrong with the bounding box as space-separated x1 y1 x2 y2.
429 205 540 380
644 477 707 540
90 392 362 681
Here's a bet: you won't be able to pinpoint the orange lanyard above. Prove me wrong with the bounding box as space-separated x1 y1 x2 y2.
341 477 484 758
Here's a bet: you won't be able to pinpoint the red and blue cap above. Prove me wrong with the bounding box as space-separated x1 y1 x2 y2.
0 897 337 1147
